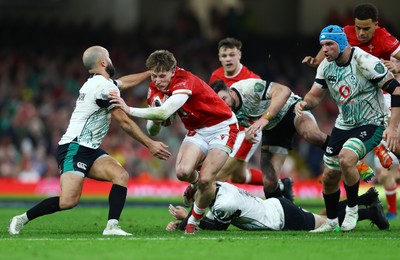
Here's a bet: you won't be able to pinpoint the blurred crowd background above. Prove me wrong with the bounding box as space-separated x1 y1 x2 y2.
0 0 399 183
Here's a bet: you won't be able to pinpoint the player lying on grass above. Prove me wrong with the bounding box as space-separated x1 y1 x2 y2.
166 181 389 233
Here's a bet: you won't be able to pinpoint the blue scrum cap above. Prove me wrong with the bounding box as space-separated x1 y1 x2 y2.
319 25 348 53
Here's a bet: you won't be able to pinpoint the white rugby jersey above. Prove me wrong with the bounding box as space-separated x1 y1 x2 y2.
315 47 389 130
59 75 119 149
207 181 285 231
230 78 300 129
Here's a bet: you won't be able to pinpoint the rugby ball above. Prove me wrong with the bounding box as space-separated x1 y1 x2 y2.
149 92 175 126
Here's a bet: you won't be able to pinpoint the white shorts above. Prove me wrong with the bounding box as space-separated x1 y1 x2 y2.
230 130 261 162
183 114 238 155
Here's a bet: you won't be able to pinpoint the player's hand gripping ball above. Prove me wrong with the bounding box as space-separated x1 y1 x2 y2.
149 92 176 126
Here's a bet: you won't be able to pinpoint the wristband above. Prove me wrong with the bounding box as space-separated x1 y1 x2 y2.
262 112 273 120
391 95 400 107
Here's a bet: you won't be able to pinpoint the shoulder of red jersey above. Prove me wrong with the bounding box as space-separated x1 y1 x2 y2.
209 67 225 84
374 27 400 46
375 27 395 38
240 65 261 79
170 67 199 95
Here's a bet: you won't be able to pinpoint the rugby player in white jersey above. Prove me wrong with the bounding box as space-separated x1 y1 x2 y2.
210 79 329 201
165 181 388 232
295 25 400 232
8 46 171 236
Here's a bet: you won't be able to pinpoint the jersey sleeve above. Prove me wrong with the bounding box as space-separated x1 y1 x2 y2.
315 61 328 89
378 28 400 57
357 51 389 83
96 82 120 111
232 78 267 100
170 72 193 96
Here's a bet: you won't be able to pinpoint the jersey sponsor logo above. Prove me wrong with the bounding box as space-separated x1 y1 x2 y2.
374 63 385 74
77 162 87 170
339 85 351 99
326 146 333 154
327 75 337 84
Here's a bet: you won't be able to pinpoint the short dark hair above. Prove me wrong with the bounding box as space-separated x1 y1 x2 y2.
353 3 379 22
218 37 242 51
209 80 229 94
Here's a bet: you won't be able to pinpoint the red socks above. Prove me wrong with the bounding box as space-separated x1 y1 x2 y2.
385 186 398 214
246 168 263 185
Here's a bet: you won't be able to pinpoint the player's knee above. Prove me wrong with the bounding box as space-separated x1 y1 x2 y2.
112 170 129 186
321 170 340 187
176 171 190 182
120 171 130 184
59 198 79 210
338 153 356 169
175 166 195 182
197 176 212 190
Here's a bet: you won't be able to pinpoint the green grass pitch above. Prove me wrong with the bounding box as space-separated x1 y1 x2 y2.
1 198 399 260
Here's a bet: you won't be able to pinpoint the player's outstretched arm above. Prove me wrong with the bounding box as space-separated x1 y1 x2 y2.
110 93 187 121
132 94 187 120
117 71 151 91
302 48 324 68
247 82 291 135
298 84 327 113
111 108 171 160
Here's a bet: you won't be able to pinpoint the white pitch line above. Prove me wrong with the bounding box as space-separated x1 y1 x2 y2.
0 236 398 241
